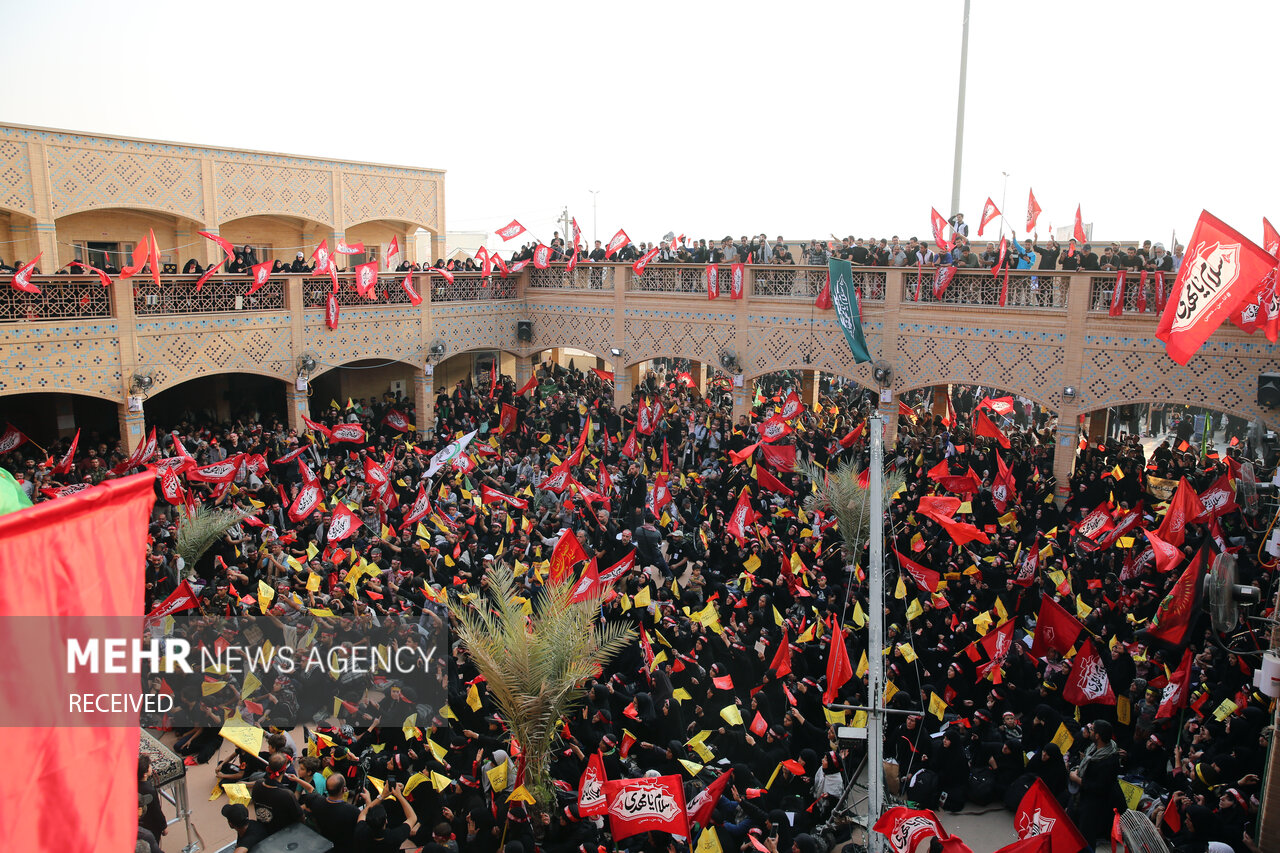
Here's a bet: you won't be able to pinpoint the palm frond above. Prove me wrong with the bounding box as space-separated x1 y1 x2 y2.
174 505 252 569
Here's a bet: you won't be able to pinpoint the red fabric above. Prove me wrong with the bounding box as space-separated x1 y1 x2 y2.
120 239 150 280
311 239 332 274
481 484 527 509
147 228 161 288
69 261 112 287
992 837 1050 853
1157 210 1279 364
976 619 1017 680
726 488 758 543
930 207 953 251
598 548 635 584
1026 189 1042 233
756 465 794 497
1144 528 1184 574
144 579 199 625
993 451 1017 513
757 416 793 443
1109 270 1126 316
194 259 224 291
51 429 80 475
823 617 853 704
978 197 1001 237
328 502 360 542
187 457 242 484
568 558 601 603
496 403 517 437
335 240 364 255
400 272 421 306
706 264 720 299
330 423 366 443
325 292 339 329
578 751 607 816
1015 778 1087 853
533 244 552 269
1137 270 1148 313
1062 638 1116 705
1145 544 1209 647
768 630 792 678
604 229 630 259
687 769 732 830
729 442 759 466
619 429 639 459
384 236 399 266
872 806 948 853
0 473 153 852
548 531 588 586
916 495 960 525
759 444 795 471
1196 472 1238 521
496 219 526 242
0 423 29 454
893 548 940 593
198 230 237 265
973 408 1010 448
354 261 379 299
1156 647 1194 719
571 218 582 251
933 266 957 299
515 375 538 396
381 408 411 433
839 421 865 448
602 775 689 840
1031 594 1083 659
1156 477 1205 547
1073 205 1087 243
631 246 661 276
729 263 745 299
301 415 332 439
249 261 273 296
815 271 833 309
401 485 431 528
712 674 734 690
10 254 42 293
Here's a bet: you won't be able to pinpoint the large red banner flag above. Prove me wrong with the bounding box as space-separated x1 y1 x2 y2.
496 219 526 242
578 751 608 816
602 775 689 840
872 806 948 853
1062 637 1116 706
605 228 630 259
1015 778 1087 853
1143 542 1210 648
1073 205 1087 243
1026 188 1042 233
1030 594 1083 659
0 472 154 853
978 197 1001 237
930 207 952 251
1157 210 1278 364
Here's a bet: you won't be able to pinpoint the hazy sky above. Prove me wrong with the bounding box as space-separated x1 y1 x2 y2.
3 0 1276 249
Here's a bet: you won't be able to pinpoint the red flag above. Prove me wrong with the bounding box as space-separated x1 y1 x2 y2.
769 630 792 678
327 502 360 542
839 421 866 448
330 422 365 443
1144 543 1209 647
602 775 689 841
354 261 379 299
428 265 455 284
1144 529 1183 574
1157 211 1278 364
597 548 636 584
399 271 421 306
976 619 1017 681
933 266 957 299
977 395 1015 416
51 430 80 476
815 271 833 309
1156 647 1194 719
632 246 661 276
481 484 528 510
930 207 952 251
687 769 733 830
706 264 720 299
872 807 948 853
381 408 411 434
992 451 1017 513
894 548 941 593
248 261 273 296
335 240 364 255
1031 595 1082 658
748 711 768 737
325 292 339 329
186 457 242 484
728 442 760 467
515 374 538 396
10 254 41 293
759 445 795 472
729 262 745 299
604 228 630 259
992 838 1050 853
756 465 794 497
1026 189 1042 233
1015 778 1087 853
0 473 154 853
533 244 552 269
726 488 758 544
571 217 581 250
823 616 853 704
978 197 1001 237
495 403 517 437
69 260 112 287
144 579 200 625
301 415 332 440
193 259 224 291
568 558 601 603
549 530 588 586
198 230 237 265
1156 477 1205 547
310 239 333 274
401 484 432 528
0 423 29 454
757 415 793 443
1062 637 1116 706
619 429 639 459
120 239 150 280
147 228 161 288
1196 472 1238 522
385 235 400 267
1072 205 1087 243
1136 270 1148 313
712 674 734 690
973 408 1010 448
578 751 608 816
1109 269 1126 316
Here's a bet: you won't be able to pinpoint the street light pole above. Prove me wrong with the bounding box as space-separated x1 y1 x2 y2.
866 412 887 853
589 190 600 246
999 171 1009 237
949 0 971 219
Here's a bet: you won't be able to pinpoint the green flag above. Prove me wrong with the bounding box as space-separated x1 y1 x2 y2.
828 259 873 363
0 467 33 516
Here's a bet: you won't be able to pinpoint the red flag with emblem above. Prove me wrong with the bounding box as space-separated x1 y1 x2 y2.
1072 205 1087 243
706 264 720 299
730 263 745 299
1062 637 1116 706
10 254 42 293
1157 210 1278 364
619 428 639 459
533 244 552 269
496 219 526 242
400 272 421 306
1030 594 1083 658
930 207 952 251
1025 189 1042 233
605 229 630 259
973 407 1010 448
1015 778 1087 853
1144 543 1209 647
335 240 363 255
1196 472 1237 522
933 266 957 299
311 239 333 274
248 261 273 296
893 548 940 593
381 409 410 433
328 501 360 542
601 775 689 840
548 530 588 586
568 558 601 604
760 444 796 471
726 488 757 544
872 807 949 853
577 751 607 816
1109 270 1126 317
51 429 80 476
402 484 431 528
992 451 1017 512
1156 476 1205 548
1157 647 1194 719
632 246 661 276
823 616 853 704
1144 528 1184 574
496 403 517 436
354 261 379 299
385 236 400 268
0 423 29 454
978 197 1001 237
330 422 365 443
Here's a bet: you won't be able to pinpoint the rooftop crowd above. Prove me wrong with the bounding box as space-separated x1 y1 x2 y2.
2 362 1274 853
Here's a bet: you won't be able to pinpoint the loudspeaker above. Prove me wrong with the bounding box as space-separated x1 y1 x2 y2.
241 823 333 853
517 320 533 342
1260 373 1280 408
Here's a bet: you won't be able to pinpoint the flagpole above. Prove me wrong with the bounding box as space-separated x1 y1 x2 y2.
866 412 886 853
998 171 1009 239
949 0 972 219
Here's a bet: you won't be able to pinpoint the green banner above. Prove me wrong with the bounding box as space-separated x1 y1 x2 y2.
828 259 872 363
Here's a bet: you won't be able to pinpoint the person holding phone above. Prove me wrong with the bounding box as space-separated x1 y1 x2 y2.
354 780 420 852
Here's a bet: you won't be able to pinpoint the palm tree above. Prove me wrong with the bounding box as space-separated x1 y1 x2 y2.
448 561 635 809
797 458 902 562
174 504 252 579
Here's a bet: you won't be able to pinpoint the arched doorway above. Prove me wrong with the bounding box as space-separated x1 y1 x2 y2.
1078 401 1277 468
142 373 288 431
309 358 419 416
53 207 206 273
0 391 120 449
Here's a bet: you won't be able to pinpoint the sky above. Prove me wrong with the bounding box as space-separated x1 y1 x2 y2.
3 0 1277 250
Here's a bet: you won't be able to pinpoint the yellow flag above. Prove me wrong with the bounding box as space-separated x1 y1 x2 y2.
427 738 448 762
894 575 906 600
402 712 420 742
884 681 899 704
403 772 431 798
906 598 923 622
431 771 453 792
679 758 704 777
897 643 918 663
696 825 725 853
720 705 743 726
305 542 318 560
687 732 713 762
306 573 322 592
241 670 261 700
258 580 274 614
1076 598 1092 619
219 714 265 755
1116 695 1131 725
223 783 252 807
851 601 866 628
486 760 509 792
995 597 1009 624
928 692 947 720
743 554 761 572
973 611 992 636
851 710 868 728
367 776 384 796
1051 722 1074 753
1119 779 1143 810
308 607 336 618
823 707 847 725
1213 699 1239 722
467 682 482 711
857 650 868 678
203 680 227 696
673 688 692 703
773 606 784 627
796 623 816 643
508 784 537 804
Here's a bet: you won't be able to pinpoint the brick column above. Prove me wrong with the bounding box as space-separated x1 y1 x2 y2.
285 383 309 434
614 364 640 409
415 369 435 440
801 370 819 410
116 405 146 454
515 355 536 394
731 377 751 422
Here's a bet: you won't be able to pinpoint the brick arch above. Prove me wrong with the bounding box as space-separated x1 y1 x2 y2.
895 377 1061 415
1077 397 1280 432
0 384 121 403
146 363 293 396
310 356 423 380
53 202 207 228
743 362 881 397
345 216 436 238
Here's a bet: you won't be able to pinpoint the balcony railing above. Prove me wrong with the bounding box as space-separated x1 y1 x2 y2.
429 274 517 303
900 268 1069 309
134 276 287 315
1087 274 1164 315
529 265 613 290
0 276 113 323
301 275 416 308
753 267 888 302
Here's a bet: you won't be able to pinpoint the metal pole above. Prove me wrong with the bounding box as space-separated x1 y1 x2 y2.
949 0 971 219
999 171 1009 238
866 412 886 853
590 190 600 246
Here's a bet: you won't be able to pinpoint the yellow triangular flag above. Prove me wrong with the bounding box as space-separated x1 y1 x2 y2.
856 650 868 677
884 681 899 704
897 643 918 663
508 784 537 804
696 825 725 853
720 704 743 726
431 771 453 792
241 670 261 701
673 688 692 704
824 707 847 725
1051 722 1074 753
851 601 866 628
403 772 431 798
906 598 923 622
219 714 265 755
679 758 704 777
203 680 228 696
894 575 906 600
995 596 1009 624
743 554 761 572
928 692 947 720
851 710 868 727
773 606 784 627
486 760 509 792
466 682 482 711
634 586 652 608
223 783 252 807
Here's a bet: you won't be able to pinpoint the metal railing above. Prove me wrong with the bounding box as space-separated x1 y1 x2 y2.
301 275 416 308
627 265 709 294
754 267 888 302
429 274 517 303
0 275 113 323
901 267 1069 309
1087 274 1164 315
529 265 613 291
133 276 287 315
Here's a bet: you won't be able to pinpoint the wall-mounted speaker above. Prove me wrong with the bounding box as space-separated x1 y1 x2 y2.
517 320 533 342
1260 373 1280 408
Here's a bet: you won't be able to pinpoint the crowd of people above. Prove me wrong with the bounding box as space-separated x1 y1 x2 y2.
3 362 1275 853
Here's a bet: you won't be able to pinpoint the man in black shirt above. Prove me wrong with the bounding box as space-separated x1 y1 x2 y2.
303 774 360 849
848 238 870 266
222 803 270 853
588 241 606 262
354 783 420 852
1080 243 1101 271
251 754 303 835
